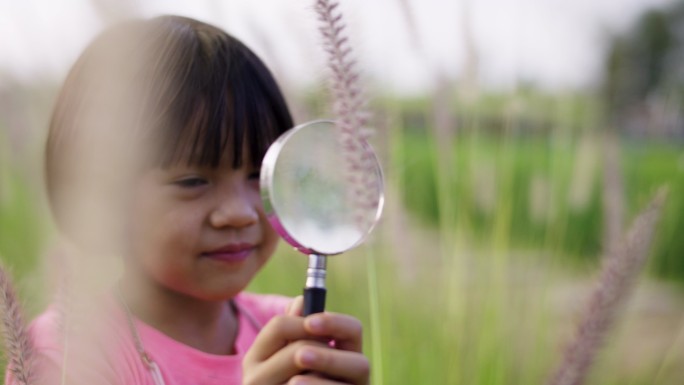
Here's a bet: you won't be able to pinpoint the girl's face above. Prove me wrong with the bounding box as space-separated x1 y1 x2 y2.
124 152 278 301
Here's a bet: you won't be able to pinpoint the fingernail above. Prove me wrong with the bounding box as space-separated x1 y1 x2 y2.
306 316 324 332
300 349 317 365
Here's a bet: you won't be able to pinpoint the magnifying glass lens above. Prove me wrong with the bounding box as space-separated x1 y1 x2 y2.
260 120 384 315
262 120 383 256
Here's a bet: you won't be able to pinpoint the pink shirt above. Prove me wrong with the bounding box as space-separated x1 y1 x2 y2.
5 292 291 385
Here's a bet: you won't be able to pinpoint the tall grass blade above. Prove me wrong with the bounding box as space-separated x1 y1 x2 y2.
365 246 384 385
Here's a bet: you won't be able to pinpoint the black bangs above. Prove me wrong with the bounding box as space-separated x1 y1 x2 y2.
151 16 293 170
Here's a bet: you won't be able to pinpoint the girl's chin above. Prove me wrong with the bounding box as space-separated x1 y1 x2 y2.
191 283 251 302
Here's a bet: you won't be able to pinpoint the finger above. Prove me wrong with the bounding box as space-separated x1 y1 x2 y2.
287 295 304 316
244 315 308 363
246 339 329 385
303 313 363 352
293 345 370 384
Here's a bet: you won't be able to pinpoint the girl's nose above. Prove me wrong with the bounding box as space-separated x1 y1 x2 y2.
208 188 259 229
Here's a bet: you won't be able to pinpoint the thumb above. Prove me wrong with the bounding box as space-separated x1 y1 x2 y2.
286 295 304 316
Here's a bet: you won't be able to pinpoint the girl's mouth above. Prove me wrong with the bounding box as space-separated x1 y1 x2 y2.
201 243 255 263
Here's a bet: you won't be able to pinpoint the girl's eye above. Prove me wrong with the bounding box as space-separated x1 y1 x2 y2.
174 177 208 188
247 171 261 189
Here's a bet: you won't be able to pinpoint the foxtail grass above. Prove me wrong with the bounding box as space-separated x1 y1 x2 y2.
314 0 380 226
0 263 35 385
547 187 668 385
313 2 384 384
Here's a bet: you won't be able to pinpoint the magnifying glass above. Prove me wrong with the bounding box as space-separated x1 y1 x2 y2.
260 120 385 316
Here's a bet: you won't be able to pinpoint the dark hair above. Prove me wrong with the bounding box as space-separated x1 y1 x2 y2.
46 15 293 246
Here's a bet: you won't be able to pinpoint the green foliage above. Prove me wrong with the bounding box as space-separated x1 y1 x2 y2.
395 127 684 281
396 130 603 261
622 141 684 281
0 176 45 278
0 135 47 281
603 1 684 117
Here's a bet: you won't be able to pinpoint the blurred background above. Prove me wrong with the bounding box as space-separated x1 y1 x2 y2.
1 0 683 384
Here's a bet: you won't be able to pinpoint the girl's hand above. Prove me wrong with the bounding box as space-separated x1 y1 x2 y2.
242 296 370 385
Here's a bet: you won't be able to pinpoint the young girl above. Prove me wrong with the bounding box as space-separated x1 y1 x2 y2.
6 15 369 385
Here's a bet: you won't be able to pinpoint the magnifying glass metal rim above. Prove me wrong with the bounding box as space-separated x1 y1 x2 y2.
260 119 385 256
260 119 385 315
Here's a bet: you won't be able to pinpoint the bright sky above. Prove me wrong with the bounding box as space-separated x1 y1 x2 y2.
0 0 676 94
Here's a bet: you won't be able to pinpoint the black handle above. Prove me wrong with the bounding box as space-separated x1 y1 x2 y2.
303 287 326 316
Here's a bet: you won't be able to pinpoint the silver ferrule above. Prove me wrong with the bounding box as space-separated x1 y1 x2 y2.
305 254 327 289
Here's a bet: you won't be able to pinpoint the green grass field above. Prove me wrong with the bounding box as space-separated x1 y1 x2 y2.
395 130 684 282
2 119 683 384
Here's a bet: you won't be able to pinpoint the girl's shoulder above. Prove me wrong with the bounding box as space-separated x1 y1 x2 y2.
25 304 64 353
234 292 293 325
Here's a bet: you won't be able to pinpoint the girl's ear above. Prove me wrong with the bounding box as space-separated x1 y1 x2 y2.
286 295 304 316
